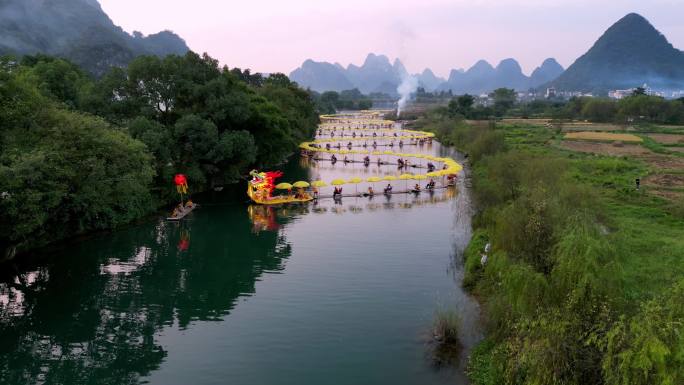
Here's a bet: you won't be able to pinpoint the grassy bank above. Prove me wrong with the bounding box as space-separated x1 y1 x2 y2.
415 110 684 385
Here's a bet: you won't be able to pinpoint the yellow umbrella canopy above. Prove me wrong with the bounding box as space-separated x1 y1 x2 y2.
383 175 398 181
311 180 328 187
398 174 414 180
371 151 382 155
366 177 382 182
426 171 441 177
383 150 394 155
331 179 346 186
275 182 293 190
293 181 310 188
413 174 427 180
347 177 363 184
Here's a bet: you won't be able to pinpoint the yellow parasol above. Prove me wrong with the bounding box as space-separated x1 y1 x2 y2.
292 181 310 188
399 173 413 190
331 179 346 186
383 175 397 181
366 176 382 183
347 177 363 194
275 182 293 190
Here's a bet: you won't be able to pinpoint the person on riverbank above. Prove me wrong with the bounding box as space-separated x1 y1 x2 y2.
413 184 421 193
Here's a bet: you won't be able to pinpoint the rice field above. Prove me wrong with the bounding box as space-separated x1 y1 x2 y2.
646 133 684 144
564 131 643 142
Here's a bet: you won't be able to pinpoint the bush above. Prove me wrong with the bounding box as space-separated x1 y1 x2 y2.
431 309 463 367
463 230 489 290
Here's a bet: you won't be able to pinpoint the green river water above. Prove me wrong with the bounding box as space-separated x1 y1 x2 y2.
0 140 481 385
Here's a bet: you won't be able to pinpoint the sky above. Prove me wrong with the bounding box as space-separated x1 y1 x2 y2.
98 0 684 78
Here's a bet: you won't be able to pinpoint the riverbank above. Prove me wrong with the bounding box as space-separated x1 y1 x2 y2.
415 111 684 384
0 53 318 259
0 128 482 385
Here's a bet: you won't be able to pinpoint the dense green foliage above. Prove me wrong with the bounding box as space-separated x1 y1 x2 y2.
0 53 317 255
552 95 684 124
417 106 684 385
450 89 684 124
311 88 374 114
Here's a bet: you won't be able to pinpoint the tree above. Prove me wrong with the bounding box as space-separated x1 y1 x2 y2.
491 88 517 116
448 94 475 117
0 108 155 250
1 52 319 253
581 98 617 122
357 99 373 110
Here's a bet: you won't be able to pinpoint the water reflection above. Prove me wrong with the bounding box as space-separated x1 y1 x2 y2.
0 132 478 385
0 204 294 384
246 187 457 220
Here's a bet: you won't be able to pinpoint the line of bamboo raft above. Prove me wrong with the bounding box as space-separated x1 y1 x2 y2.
249 112 463 205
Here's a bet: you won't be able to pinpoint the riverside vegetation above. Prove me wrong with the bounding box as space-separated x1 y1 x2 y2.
0 53 318 257
413 92 684 385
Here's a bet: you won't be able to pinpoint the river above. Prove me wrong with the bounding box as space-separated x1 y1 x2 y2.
0 127 481 385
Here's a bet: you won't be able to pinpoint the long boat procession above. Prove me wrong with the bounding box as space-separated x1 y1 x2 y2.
245 111 463 206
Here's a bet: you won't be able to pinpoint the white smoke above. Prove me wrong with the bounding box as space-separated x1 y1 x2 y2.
396 73 418 118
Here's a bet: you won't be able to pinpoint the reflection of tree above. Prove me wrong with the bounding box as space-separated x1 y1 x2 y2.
0 204 292 384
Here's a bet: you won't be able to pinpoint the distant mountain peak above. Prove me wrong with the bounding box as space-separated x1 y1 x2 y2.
393 58 408 77
470 60 494 71
0 0 189 75
550 12 684 91
530 58 564 87
540 58 561 67
594 12 671 50
363 53 391 67
496 58 523 72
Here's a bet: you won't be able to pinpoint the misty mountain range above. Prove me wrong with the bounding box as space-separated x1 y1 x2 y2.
291 13 684 95
290 53 563 96
0 0 189 76
0 2 682 95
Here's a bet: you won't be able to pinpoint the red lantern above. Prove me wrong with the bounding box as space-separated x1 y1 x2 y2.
174 174 187 186
174 174 188 195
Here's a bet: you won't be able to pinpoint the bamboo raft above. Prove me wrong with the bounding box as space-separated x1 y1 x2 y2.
166 203 198 221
